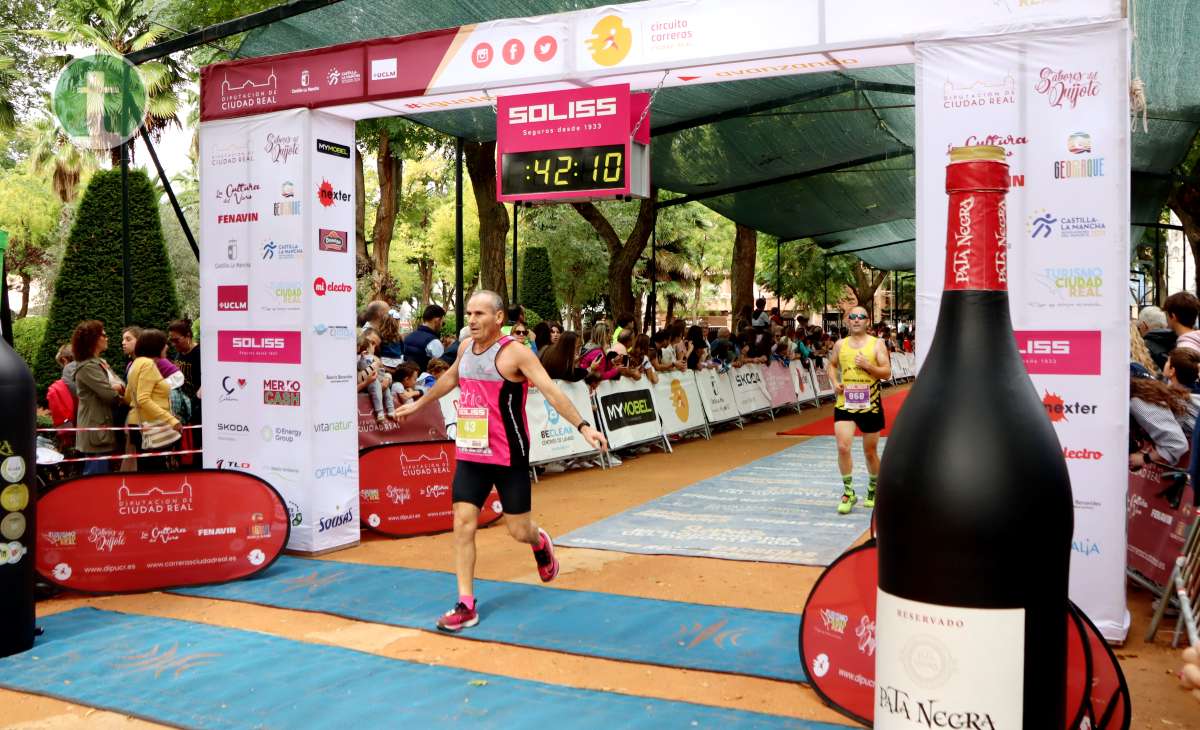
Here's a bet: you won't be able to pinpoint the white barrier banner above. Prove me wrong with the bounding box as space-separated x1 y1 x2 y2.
200 108 359 554
811 362 836 399
695 368 740 425
651 371 708 436
731 365 771 415
527 380 600 463
916 22 1130 640
439 387 460 440
762 361 800 410
594 378 662 450
790 361 817 405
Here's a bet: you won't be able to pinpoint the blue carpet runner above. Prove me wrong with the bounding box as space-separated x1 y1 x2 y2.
560 436 878 566
0 608 849 729
171 554 805 683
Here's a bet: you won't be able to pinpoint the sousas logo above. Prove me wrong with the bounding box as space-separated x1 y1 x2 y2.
318 508 355 532
508 97 617 125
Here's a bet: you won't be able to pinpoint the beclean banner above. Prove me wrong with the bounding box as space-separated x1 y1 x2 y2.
526 381 602 464
915 21 1130 640
199 108 359 555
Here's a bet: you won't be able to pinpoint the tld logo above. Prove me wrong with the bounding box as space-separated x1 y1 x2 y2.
507 97 617 125
216 285 248 312
313 277 352 296
1014 330 1101 375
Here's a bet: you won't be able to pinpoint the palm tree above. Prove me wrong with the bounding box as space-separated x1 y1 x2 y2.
34 0 183 165
25 114 99 203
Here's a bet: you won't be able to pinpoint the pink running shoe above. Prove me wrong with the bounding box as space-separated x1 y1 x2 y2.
436 601 479 632
533 528 559 582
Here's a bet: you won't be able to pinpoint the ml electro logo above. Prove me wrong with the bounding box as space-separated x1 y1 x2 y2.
217 330 302 364
313 277 352 296
507 97 617 125
1014 330 1101 375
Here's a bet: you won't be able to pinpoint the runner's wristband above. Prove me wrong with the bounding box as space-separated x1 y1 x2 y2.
576 420 592 433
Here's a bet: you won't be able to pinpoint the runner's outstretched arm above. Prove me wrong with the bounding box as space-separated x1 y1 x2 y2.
511 345 609 453
395 354 462 418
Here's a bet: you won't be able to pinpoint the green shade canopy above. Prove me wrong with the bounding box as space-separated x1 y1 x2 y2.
235 0 1200 271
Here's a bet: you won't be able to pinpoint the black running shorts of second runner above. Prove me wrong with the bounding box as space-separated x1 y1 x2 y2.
833 405 886 434
452 460 532 515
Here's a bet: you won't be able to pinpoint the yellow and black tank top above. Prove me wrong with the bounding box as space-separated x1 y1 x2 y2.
835 335 882 413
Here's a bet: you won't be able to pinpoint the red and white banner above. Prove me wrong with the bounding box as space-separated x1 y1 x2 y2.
200 108 360 554
358 443 502 536
36 470 289 593
915 21 1131 640
199 1 1118 123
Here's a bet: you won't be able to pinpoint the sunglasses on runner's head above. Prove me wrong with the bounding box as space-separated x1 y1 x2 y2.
847 314 868 321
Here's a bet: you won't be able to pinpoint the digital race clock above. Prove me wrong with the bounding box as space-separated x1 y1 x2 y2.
495 84 650 203
501 144 626 196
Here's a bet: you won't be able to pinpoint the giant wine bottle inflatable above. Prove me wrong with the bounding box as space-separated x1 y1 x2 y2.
0 234 37 658
874 145 1073 726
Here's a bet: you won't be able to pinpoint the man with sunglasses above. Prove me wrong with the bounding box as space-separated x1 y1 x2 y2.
827 306 892 514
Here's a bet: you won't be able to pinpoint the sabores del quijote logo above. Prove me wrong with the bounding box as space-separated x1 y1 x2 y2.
1034 67 1100 109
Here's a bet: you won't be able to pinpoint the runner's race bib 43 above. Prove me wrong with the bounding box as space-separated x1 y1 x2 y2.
456 406 489 450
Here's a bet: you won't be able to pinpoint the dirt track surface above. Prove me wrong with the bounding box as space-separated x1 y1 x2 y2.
3 389 1197 728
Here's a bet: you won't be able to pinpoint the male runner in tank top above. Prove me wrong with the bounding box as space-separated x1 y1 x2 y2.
827 306 891 515
396 290 608 632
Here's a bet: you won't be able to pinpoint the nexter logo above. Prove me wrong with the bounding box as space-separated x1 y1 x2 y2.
507 97 617 125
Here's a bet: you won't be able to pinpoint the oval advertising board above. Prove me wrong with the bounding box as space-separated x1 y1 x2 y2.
36 470 289 593
359 442 502 537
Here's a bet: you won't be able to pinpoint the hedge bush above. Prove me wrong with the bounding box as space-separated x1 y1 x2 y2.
519 247 558 324
33 169 180 393
12 315 46 369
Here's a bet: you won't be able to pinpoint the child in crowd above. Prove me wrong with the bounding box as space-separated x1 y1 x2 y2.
357 333 396 423
391 362 423 406
415 358 450 395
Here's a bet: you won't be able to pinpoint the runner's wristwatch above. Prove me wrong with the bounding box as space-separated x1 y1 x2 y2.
576 420 592 433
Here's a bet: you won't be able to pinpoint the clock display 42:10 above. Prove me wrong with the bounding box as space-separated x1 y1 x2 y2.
502 143 626 195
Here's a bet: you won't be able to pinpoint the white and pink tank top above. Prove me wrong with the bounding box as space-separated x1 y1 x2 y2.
455 335 530 467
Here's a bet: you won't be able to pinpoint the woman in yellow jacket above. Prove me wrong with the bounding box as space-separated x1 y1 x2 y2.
125 329 181 472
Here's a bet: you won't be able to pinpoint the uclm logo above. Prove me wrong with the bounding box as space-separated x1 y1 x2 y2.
217 330 301 364
507 97 617 125
1014 330 1101 375
216 285 248 312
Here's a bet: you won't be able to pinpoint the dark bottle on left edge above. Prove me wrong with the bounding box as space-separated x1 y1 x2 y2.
0 317 37 657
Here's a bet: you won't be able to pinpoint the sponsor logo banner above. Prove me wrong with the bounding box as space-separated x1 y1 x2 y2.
317 179 351 207
35 471 288 593
200 47 365 119
318 228 348 253
215 182 259 205
599 387 656 430
497 83 630 154
316 138 351 158
1014 330 1101 375
217 330 302 364
263 379 301 407
216 284 248 312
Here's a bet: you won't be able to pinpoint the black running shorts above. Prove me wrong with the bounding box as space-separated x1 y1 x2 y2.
452 459 532 515
833 406 886 434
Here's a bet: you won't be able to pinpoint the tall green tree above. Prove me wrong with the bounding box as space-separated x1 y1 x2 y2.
0 166 60 317
33 168 179 392
571 194 657 319
520 247 557 323
37 0 185 164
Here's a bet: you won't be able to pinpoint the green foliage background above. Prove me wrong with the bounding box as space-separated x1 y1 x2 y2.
519 247 558 323
33 168 179 392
